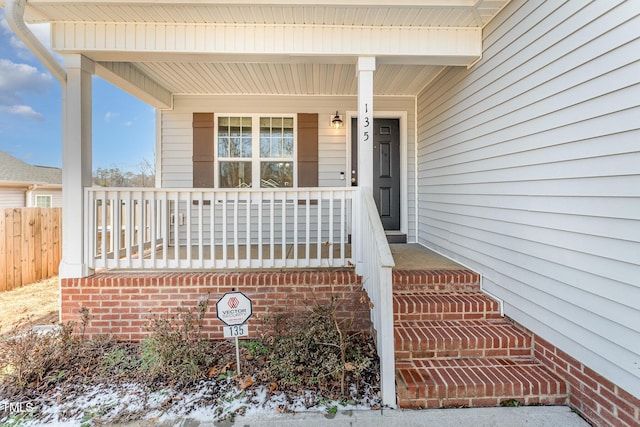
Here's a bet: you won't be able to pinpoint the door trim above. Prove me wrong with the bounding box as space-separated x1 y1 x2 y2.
347 110 408 238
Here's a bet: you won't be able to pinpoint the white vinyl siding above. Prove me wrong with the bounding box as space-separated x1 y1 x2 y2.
160 95 417 241
416 0 640 397
0 188 26 208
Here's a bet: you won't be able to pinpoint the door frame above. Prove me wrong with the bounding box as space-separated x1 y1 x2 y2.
346 110 408 237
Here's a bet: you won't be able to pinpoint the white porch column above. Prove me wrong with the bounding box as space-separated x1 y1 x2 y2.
355 57 376 274
357 56 376 190
59 54 94 278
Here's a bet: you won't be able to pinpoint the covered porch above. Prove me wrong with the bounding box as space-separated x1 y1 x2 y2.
5 0 511 409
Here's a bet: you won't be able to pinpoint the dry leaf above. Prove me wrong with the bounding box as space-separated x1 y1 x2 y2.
344 362 356 372
269 381 278 393
207 366 219 378
239 374 255 389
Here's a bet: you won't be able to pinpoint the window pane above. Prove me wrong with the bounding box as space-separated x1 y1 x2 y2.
260 162 293 188
222 116 251 158
219 162 252 188
259 117 271 157
218 118 229 157
283 117 293 129
35 196 51 208
259 116 294 159
283 122 294 157
218 136 229 157
260 135 270 157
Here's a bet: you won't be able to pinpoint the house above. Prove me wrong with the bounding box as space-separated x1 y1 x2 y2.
3 0 638 425
0 151 62 208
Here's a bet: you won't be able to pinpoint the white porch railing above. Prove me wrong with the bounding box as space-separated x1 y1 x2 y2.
85 187 355 270
355 188 396 408
84 185 395 406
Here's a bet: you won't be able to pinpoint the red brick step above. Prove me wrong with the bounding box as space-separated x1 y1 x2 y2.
396 358 568 409
393 292 502 322
394 320 533 361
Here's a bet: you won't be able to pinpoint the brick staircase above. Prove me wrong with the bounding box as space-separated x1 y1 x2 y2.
393 269 569 408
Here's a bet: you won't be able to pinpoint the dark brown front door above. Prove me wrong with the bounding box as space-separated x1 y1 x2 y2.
351 118 401 231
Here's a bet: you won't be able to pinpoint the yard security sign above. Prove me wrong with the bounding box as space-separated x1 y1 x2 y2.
216 291 253 375
216 291 253 326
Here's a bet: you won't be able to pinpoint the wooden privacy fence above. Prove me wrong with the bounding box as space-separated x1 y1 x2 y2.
0 208 61 292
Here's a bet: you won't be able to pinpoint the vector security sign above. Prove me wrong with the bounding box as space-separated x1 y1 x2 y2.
216 291 253 326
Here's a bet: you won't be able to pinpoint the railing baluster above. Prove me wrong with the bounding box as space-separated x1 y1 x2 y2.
196 191 203 268
316 193 322 266
172 193 179 267
245 191 251 267
340 191 346 266
209 190 215 267
98 191 106 267
268 192 274 266
293 191 299 263
329 191 334 266
280 191 286 266
149 192 157 268
305 192 310 266
233 192 239 267
221 192 227 265
258 192 264 267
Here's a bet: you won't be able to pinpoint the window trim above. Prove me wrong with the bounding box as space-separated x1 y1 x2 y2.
214 114 298 189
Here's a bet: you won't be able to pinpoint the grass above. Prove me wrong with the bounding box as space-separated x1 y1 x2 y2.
0 277 59 338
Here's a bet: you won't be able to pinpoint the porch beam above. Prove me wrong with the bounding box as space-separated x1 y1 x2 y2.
59 54 94 278
95 62 173 109
51 23 481 66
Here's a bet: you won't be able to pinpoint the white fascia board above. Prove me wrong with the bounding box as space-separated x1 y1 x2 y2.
94 61 172 109
52 23 481 66
31 0 475 5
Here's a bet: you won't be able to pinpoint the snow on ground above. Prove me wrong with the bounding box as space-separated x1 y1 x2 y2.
2 379 380 426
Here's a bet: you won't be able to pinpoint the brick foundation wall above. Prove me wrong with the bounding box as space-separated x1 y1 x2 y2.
534 337 640 427
60 270 371 341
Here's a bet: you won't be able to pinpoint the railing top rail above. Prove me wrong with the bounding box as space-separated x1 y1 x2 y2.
361 188 395 269
86 186 357 193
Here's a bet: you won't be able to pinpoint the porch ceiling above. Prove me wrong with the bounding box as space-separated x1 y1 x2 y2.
132 62 443 97
6 0 511 102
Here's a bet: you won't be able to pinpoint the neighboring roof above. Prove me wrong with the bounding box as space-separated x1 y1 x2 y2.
0 151 61 186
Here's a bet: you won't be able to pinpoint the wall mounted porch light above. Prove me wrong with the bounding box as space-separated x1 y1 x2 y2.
331 111 343 129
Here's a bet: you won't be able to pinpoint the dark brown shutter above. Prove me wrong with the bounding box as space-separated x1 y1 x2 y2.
297 113 318 188
193 113 214 188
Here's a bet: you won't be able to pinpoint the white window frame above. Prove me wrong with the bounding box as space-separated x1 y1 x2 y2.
214 114 298 189
35 194 52 208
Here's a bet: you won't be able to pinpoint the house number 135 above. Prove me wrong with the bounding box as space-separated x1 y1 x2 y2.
362 104 371 142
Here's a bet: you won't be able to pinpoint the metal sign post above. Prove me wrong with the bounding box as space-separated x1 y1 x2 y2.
216 291 253 376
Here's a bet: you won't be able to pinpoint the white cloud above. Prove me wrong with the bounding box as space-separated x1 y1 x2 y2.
1 15 53 56
104 112 120 122
0 58 53 104
123 120 133 127
0 104 44 121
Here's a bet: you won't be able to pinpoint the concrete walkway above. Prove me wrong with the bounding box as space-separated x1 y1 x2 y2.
121 406 590 427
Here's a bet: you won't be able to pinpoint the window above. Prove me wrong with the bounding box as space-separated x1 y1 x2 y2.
217 115 295 188
35 195 52 208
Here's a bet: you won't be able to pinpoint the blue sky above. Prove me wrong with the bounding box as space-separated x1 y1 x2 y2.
0 10 156 172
